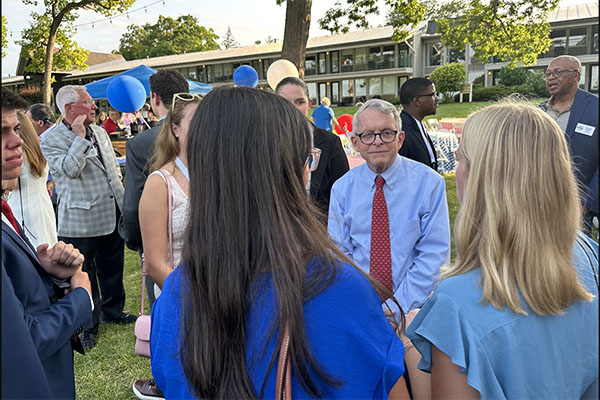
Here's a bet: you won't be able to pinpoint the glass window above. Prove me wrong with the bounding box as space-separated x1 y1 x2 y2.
213 64 223 82
251 60 260 78
342 49 354 72
590 64 599 93
426 42 442 66
330 51 339 73
188 68 197 81
368 46 382 70
262 59 271 78
568 27 587 56
196 66 205 83
448 47 465 63
355 78 367 97
383 76 395 95
307 82 317 104
331 82 340 103
548 29 567 57
355 48 367 71
206 65 213 83
305 55 316 76
398 76 408 94
342 79 354 97
318 53 327 74
223 63 233 81
398 43 411 68
593 25 599 53
369 78 381 96
382 45 395 69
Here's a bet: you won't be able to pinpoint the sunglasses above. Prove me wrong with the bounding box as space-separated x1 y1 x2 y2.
171 93 202 111
306 147 322 172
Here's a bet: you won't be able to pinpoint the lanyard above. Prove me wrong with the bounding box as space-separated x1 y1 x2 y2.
175 157 189 181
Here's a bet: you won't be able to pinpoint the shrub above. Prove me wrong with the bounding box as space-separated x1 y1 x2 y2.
472 74 485 85
526 70 549 98
18 85 43 105
430 62 466 103
498 66 530 86
464 83 538 101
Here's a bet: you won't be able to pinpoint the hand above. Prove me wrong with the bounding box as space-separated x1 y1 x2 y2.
46 179 55 197
36 241 85 280
67 268 91 298
72 114 87 138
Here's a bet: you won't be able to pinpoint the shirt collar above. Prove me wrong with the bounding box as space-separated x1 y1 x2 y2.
62 118 93 137
362 155 402 190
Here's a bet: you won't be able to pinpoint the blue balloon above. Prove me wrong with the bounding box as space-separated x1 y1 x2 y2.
233 65 259 88
106 75 147 113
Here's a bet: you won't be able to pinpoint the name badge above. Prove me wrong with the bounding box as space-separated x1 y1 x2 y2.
575 123 595 136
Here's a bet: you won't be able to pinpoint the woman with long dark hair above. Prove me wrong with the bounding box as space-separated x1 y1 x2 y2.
150 86 410 399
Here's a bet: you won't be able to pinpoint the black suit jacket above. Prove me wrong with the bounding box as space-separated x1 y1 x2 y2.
119 120 163 251
398 110 438 170
2 221 91 399
311 126 350 216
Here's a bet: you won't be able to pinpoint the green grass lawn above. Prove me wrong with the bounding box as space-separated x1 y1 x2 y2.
311 99 546 122
73 174 460 399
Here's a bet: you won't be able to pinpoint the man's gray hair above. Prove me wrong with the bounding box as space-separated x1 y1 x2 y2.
56 85 87 117
352 98 401 137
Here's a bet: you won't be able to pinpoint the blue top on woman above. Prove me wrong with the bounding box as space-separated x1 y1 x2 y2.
150 258 405 398
406 234 599 399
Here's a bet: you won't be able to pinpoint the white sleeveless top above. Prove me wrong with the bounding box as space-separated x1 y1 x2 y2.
148 169 189 297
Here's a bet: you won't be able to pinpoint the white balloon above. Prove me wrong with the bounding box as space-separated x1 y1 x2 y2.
266 59 299 90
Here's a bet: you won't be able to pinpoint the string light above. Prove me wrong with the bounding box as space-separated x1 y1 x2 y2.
6 0 167 38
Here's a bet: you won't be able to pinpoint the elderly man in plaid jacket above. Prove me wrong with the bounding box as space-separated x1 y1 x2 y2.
41 85 136 351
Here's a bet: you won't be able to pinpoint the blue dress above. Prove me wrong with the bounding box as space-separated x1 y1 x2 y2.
150 258 405 399
406 234 599 399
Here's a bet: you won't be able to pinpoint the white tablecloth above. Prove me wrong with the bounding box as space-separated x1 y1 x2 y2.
430 130 459 174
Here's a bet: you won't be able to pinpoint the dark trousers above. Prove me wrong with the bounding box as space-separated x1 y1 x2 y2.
60 223 125 335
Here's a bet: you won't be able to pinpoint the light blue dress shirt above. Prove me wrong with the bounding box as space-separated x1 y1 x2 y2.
406 233 599 399
328 155 450 314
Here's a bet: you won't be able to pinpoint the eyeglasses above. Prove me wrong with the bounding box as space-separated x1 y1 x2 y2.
171 93 202 111
69 99 95 107
543 69 579 80
415 92 438 98
306 147 321 172
356 129 398 145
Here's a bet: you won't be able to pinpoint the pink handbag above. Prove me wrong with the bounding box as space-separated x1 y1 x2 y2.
134 169 174 357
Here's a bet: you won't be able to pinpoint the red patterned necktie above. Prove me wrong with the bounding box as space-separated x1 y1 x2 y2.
369 176 393 293
1 199 21 237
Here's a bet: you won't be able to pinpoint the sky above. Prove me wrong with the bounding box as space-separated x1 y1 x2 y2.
1 0 591 78
1 0 387 78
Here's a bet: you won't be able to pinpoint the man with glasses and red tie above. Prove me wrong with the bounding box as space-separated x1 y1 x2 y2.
40 85 134 351
398 78 440 171
328 99 450 319
540 55 598 237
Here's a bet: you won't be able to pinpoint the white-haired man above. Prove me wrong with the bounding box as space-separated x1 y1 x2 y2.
540 55 598 236
40 85 135 351
328 99 450 318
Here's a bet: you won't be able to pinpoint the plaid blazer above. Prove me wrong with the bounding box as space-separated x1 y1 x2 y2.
40 122 124 237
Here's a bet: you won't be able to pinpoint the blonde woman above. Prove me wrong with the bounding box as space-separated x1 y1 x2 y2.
406 103 598 399
139 93 201 296
6 111 58 248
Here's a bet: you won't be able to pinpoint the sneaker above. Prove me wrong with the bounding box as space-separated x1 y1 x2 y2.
81 332 96 351
133 379 164 400
104 312 137 325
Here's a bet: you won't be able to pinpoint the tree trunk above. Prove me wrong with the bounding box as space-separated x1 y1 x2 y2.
281 0 312 79
42 31 56 105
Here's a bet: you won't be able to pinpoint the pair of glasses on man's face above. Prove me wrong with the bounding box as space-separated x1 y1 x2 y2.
543 68 579 80
171 93 202 111
306 147 321 172
355 129 398 145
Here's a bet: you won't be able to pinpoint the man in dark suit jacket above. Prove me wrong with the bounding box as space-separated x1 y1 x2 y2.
540 55 598 235
398 78 440 171
275 77 350 217
119 69 189 309
2 87 93 399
